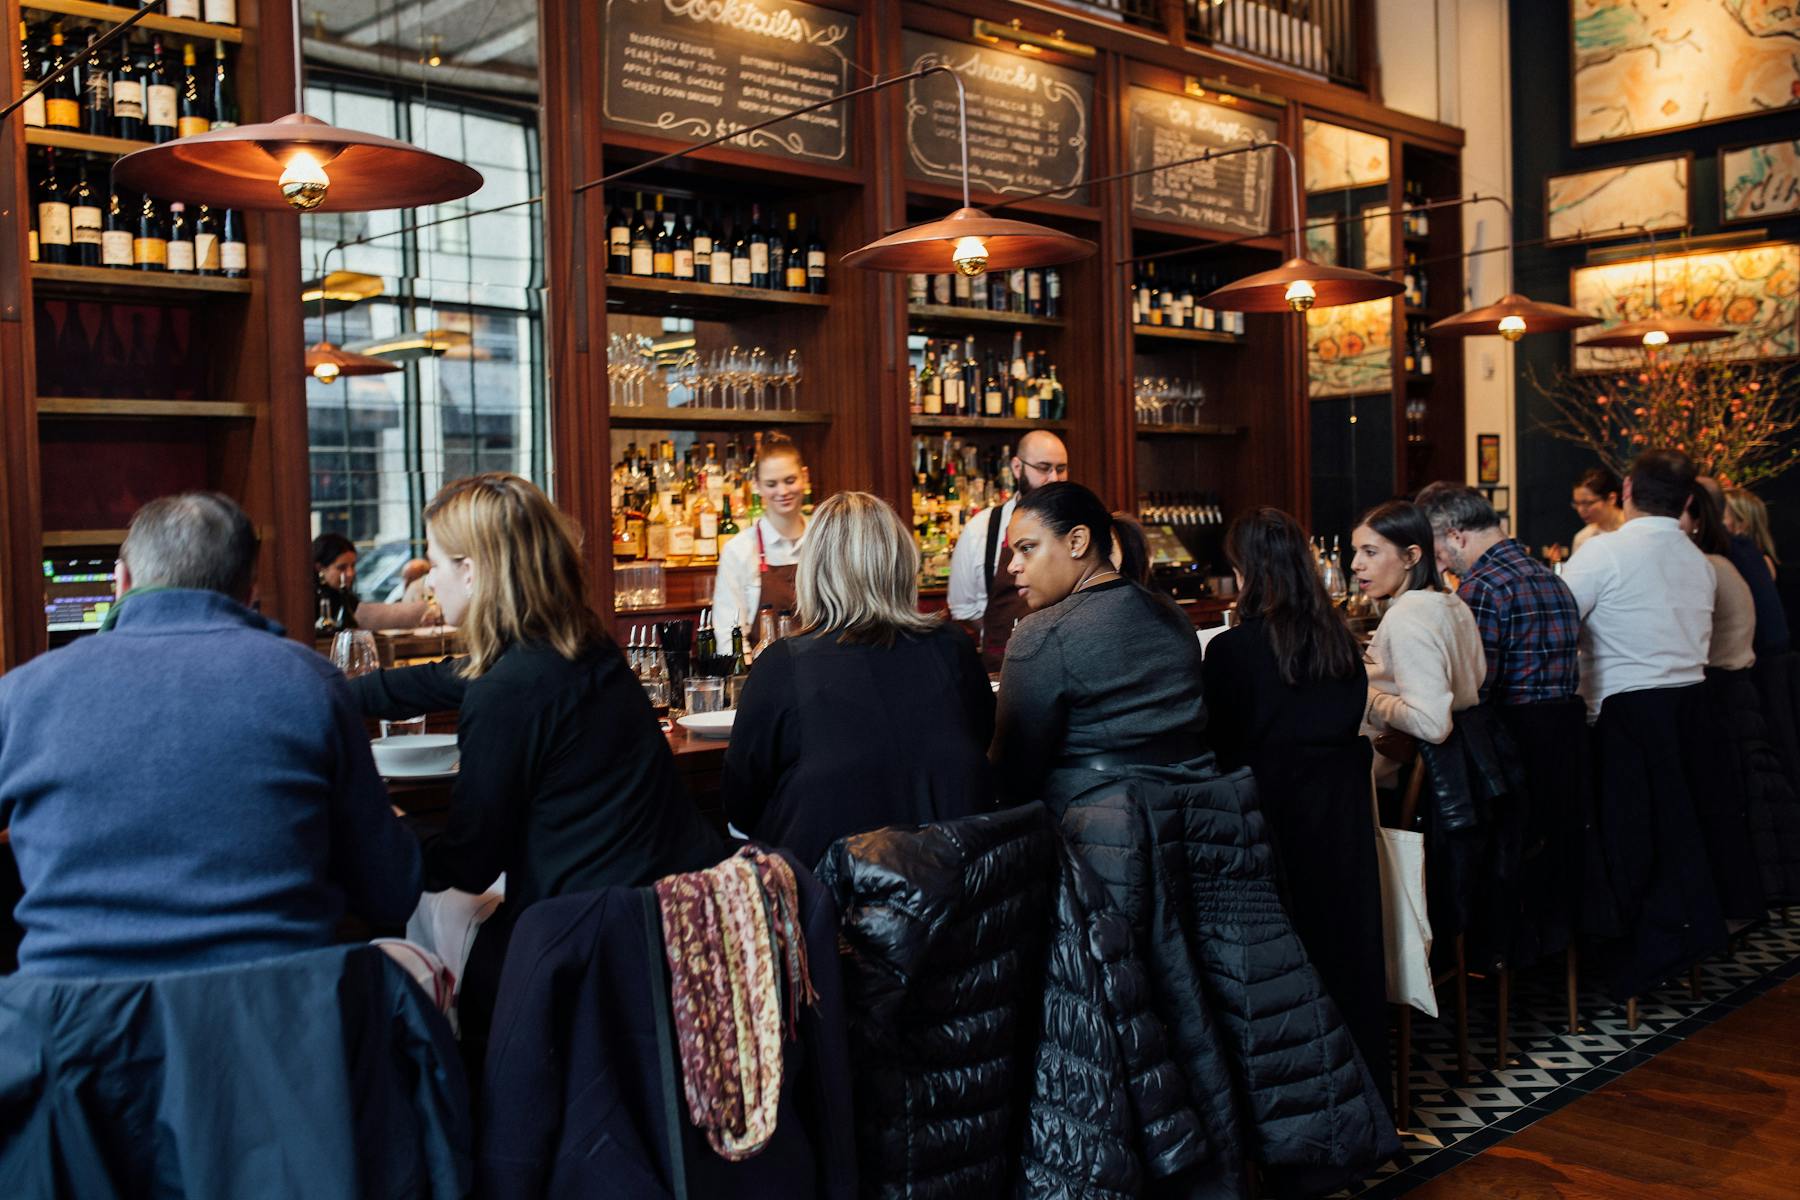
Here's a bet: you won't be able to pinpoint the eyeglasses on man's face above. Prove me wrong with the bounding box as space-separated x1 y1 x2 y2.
1020 461 1070 478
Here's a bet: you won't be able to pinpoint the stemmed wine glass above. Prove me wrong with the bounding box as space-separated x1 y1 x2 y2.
331 630 380 679
748 346 770 410
781 349 802 410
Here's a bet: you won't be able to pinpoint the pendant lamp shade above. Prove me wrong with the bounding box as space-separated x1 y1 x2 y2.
842 206 1095 275
1429 293 1600 341
1578 312 1734 350
1198 257 1403 314
349 328 474 363
115 114 484 213
306 341 402 383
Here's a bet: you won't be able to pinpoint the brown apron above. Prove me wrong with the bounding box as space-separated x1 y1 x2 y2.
752 523 799 647
980 506 1031 671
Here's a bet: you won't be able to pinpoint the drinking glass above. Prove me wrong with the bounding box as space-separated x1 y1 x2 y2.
748 346 770 410
381 715 428 738
684 677 727 715
331 630 380 679
724 345 745 410
782 348 802 410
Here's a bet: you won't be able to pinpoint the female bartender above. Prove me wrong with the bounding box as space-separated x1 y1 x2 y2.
711 435 807 646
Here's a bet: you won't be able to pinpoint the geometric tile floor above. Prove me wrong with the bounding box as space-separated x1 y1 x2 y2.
1332 906 1800 1197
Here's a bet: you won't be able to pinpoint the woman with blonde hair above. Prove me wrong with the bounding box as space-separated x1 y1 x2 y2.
353 473 722 1045
1724 487 1780 581
723 491 994 866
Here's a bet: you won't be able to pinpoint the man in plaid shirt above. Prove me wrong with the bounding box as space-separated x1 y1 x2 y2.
1416 483 1580 705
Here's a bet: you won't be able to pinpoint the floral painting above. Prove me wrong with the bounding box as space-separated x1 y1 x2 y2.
1546 156 1688 242
1309 298 1393 397
1721 139 1800 223
1303 119 1389 192
1306 221 1338 265
1572 1 1800 145
1361 204 1393 272
1570 242 1800 372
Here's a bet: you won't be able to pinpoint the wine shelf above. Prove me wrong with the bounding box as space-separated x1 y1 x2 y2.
608 405 830 430
25 128 150 159
42 528 128 547
1404 306 1434 318
21 0 244 43
1135 422 1248 438
907 304 1063 332
911 415 1069 433
1132 324 1244 347
29 263 252 298
37 397 262 419
603 274 829 320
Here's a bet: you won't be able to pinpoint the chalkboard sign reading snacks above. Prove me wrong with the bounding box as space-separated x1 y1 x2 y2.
902 32 1093 205
604 0 859 167
1127 87 1279 238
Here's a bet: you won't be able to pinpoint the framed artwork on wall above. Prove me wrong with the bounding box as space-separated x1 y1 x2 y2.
1720 140 1800 225
1545 155 1690 244
1360 204 1393 272
1571 0 1800 146
1478 434 1502 484
1305 220 1339 266
1569 241 1800 372
1307 297 1393 398
1302 118 1390 192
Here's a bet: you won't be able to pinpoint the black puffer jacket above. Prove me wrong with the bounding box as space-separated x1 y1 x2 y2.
1751 653 1800 902
1018 840 1207 1198
818 804 1058 1200
1044 760 1400 1197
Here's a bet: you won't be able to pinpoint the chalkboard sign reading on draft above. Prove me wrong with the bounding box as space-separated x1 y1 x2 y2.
1127 87 1279 238
902 31 1092 205
603 0 858 167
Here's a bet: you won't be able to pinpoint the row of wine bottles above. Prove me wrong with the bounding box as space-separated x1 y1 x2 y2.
910 331 1066 422
1130 264 1248 335
907 267 1063 318
18 21 237 143
606 193 828 293
29 148 247 275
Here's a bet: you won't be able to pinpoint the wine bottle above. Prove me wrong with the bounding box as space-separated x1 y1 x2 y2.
68 158 103 267
19 21 46 128
44 28 81 130
111 35 143 140
1026 268 1044 317
691 204 713 283
81 27 112 137
166 202 194 272
672 206 695 280
607 193 630 273
36 149 73 265
651 193 673 278
203 0 237 26
101 190 133 268
805 216 826 293
133 191 167 271
983 352 1004 417
629 192 653 276
177 42 208 137
162 0 200 19
191 203 219 274
219 208 246 277
783 212 805 291
941 340 964 416
710 212 733 285
731 212 752 286
748 203 769 289
208 40 236 128
718 494 739 554
143 38 176 144
768 214 787 290
918 341 941 415
1046 266 1062 319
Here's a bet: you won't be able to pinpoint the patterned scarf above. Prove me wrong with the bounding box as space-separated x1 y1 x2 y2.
654 846 818 1160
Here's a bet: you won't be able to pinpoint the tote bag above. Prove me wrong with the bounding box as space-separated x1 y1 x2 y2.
1373 791 1437 1017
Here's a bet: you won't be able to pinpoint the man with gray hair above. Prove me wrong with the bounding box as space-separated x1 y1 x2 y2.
1415 482 1581 707
0 492 421 976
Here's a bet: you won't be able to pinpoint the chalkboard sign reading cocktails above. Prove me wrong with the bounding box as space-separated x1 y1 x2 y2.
901 31 1093 205
603 0 859 167
1127 87 1279 238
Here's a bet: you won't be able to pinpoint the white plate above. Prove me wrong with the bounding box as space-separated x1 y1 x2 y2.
381 762 460 781
677 710 736 739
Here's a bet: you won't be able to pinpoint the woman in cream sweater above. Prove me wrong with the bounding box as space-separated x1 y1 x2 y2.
1350 501 1486 784
1683 482 1756 670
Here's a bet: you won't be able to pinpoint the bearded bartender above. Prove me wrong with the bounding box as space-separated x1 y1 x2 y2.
947 430 1071 670
712 434 808 647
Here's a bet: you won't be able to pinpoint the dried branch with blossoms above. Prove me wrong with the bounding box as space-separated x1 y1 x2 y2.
1531 355 1800 488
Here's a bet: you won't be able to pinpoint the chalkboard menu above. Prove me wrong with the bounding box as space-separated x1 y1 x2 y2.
901 32 1092 205
1127 87 1280 238
603 0 859 167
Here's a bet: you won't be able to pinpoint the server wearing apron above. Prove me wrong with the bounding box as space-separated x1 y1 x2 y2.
946 430 1071 670
711 435 808 646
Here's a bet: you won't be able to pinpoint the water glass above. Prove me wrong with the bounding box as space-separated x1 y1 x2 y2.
381 715 428 738
684 677 727 715
331 630 380 679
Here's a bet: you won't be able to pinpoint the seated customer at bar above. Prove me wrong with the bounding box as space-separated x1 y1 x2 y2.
0 493 421 976
723 492 994 866
1702 478 1788 657
1683 482 1756 671
990 483 1207 805
351 474 723 1034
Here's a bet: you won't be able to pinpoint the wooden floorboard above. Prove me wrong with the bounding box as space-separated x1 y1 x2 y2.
1407 976 1800 1198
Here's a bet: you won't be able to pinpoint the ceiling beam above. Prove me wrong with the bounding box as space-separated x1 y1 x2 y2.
339 0 489 46
450 16 536 65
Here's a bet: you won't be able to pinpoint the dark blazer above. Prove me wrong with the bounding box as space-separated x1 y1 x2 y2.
723 624 994 867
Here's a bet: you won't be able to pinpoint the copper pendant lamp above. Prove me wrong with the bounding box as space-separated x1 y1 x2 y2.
115 114 484 214
1429 292 1600 342
1578 312 1733 350
349 328 474 363
306 341 402 384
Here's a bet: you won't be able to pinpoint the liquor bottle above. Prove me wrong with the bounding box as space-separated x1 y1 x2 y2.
672 206 695 280
691 205 713 283
918 341 941 416
203 0 237 26
731 213 752 285
219 207 246 277
805 216 826 293
644 490 670 561
691 489 719 565
133 191 167 271
101 190 133 268
191 203 219 274
177 43 209 137
768 213 788 289
710 213 733 284
165 201 194 272
1403 330 1416 375
629 193 653 276
783 212 806 291
19 21 46 128
718 495 740 554
747 204 769 289
962 337 979 416
111 35 143 140
81 27 112 137
731 626 748 680
162 0 200 19
941 340 964 416
208 40 236 128
1025 353 1043 421
35 149 73 264
67 158 103 267
983 351 1004 417
1026 268 1044 317
666 497 695 565
651 194 673 278
607 193 631 273
1045 364 1066 421
143 38 176 144
907 273 927 306
44 28 81 130
1136 265 1152 326
1045 266 1061 318
1419 333 1434 377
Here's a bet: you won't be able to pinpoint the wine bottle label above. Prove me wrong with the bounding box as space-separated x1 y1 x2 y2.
692 537 717 560
113 80 144 120
147 85 177 128
38 202 72 246
167 240 195 272
908 274 927 303
1027 272 1042 302
203 0 237 23
630 245 653 274
71 206 102 244
165 0 200 17
22 93 45 127
952 273 971 303
698 512 718 539
134 236 168 266
46 98 80 128
194 232 220 270
711 250 731 279
807 250 825 274
85 74 110 110
749 244 769 274
608 226 629 254
931 275 951 305
669 526 694 556
785 265 806 289
28 230 38 262
221 240 247 271
179 116 209 137
693 235 712 257
673 249 694 278
102 230 133 266
731 257 751 285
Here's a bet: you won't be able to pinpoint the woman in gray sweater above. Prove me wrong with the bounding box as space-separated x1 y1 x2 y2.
990 483 1208 804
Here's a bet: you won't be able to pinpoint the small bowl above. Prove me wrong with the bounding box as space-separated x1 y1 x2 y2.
371 733 460 776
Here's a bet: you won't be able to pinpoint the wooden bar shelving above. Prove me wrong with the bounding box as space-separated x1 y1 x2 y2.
24 128 151 158
608 405 831 430
36 397 263 419
20 0 244 42
911 415 1070 433
42 528 129 547
907 303 1064 331
1135 422 1248 438
29 264 253 299
1132 324 1244 347
603 274 830 319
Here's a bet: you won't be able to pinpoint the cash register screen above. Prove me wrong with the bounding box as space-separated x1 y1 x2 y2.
44 557 117 633
1145 525 1196 566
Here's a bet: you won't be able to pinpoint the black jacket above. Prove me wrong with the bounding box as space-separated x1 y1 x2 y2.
1493 698 1592 967
1698 667 1784 919
1751 654 1800 903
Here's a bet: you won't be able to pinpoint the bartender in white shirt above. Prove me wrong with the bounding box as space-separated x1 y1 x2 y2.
712 435 808 647
946 430 1070 670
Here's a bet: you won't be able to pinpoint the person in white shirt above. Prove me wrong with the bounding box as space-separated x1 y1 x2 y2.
1560 449 1715 721
711 436 808 647
946 430 1070 670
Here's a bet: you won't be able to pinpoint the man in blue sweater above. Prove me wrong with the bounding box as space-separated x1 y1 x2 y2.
0 493 422 976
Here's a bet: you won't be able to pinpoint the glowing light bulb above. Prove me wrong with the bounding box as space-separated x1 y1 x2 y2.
952 236 989 277
1498 314 1527 341
1284 278 1316 312
313 359 341 383
1642 328 1670 348
279 150 331 211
